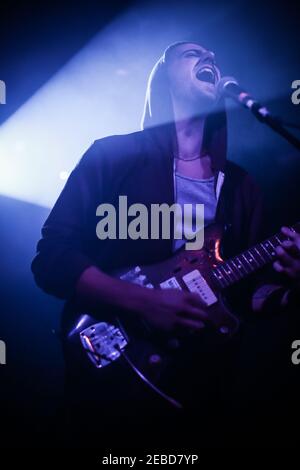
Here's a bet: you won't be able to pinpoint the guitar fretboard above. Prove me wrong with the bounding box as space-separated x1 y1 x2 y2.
211 223 299 289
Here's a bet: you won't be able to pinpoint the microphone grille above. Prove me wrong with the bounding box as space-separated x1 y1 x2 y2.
217 76 239 98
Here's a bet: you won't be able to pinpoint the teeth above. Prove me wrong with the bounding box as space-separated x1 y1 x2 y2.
198 68 214 77
196 68 215 83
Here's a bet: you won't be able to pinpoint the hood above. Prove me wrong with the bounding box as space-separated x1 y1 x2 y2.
141 42 228 172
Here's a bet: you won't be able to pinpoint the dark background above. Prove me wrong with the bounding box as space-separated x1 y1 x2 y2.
0 0 299 448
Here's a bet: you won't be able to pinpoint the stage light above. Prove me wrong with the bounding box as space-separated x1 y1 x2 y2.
0 1 290 208
59 171 70 181
0 80 6 104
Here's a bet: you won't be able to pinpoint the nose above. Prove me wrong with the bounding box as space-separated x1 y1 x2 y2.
202 50 215 63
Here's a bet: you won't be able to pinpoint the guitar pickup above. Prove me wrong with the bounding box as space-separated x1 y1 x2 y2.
182 270 218 307
160 277 182 290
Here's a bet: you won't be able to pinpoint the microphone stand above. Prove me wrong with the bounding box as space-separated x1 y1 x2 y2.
227 93 300 151
273 118 300 131
251 105 300 151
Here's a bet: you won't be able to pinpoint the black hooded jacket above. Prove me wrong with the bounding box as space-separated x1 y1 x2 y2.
31 127 264 298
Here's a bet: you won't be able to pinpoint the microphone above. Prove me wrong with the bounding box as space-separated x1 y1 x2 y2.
217 76 300 150
217 76 270 121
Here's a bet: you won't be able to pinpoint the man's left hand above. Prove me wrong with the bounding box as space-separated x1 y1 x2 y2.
274 226 300 283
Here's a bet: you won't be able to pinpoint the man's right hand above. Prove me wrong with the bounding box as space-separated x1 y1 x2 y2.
76 266 209 332
135 288 209 332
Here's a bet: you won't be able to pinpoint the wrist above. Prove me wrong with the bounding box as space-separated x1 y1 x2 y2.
262 286 300 314
120 282 153 316
252 284 284 313
253 285 287 314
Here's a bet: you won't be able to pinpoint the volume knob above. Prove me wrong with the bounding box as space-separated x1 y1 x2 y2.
149 354 162 365
219 325 229 335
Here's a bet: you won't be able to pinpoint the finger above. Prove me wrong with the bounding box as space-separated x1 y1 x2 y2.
281 241 300 258
185 292 206 308
281 226 298 241
176 318 205 331
273 260 284 273
273 260 299 279
180 305 209 321
275 246 296 267
284 267 300 280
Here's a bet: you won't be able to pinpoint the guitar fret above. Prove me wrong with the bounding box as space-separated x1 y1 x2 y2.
253 246 266 263
212 269 227 288
255 245 269 262
271 235 285 250
268 239 277 253
269 235 280 246
227 260 242 280
209 222 299 290
242 253 253 271
263 240 277 258
240 253 251 274
249 250 260 266
234 256 249 275
260 242 273 260
219 265 233 284
230 259 244 279
248 248 261 267
222 261 239 281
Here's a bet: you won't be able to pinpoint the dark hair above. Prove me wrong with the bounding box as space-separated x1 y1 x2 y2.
141 42 193 130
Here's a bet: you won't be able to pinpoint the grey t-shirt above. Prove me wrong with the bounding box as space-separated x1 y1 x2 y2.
173 172 217 251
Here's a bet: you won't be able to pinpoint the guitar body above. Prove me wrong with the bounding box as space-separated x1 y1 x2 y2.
65 223 240 408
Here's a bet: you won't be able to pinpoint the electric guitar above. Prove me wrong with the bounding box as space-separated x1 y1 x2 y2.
66 222 299 408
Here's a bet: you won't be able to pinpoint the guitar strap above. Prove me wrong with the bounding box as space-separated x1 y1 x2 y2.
215 171 225 202
215 163 238 259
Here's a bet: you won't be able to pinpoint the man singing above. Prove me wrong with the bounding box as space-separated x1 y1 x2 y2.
32 42 300 447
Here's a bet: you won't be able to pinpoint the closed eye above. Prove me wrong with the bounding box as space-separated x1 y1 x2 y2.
182 50 203 58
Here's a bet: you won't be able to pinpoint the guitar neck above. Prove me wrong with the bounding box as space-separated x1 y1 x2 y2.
210 223 300 289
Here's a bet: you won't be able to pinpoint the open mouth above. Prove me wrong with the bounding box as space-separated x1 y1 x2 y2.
196 67 216 85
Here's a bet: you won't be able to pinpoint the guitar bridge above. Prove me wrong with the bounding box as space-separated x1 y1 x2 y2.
80 322 128 368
